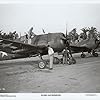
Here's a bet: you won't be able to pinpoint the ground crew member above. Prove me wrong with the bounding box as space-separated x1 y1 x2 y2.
47 45 54 70
62 40 71 64
62 47 69 64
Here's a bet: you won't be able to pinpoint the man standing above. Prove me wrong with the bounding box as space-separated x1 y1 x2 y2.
62 40 72 64
62 47 69 64
47 45 54 70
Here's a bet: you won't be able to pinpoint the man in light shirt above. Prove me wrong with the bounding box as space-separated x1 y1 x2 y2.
47 45 54 70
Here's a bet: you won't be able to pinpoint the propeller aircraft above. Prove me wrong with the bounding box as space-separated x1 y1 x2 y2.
69 27 100 58
0 32 76 69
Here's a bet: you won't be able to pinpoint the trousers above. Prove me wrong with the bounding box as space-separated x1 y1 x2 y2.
49 54 54 68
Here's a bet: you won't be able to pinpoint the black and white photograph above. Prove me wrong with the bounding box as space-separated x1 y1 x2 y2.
0 0 100 99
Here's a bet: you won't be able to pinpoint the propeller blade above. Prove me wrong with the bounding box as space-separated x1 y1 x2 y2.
65 24 68 40
66 24 67 37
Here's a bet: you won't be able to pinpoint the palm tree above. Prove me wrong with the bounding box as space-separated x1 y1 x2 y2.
88 27 97 39
68 28 78 43
80 27 88 40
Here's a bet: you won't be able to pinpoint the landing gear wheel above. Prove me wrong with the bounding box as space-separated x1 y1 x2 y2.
67 61 72 65
67 59 72 65
92 52 98 57
81 53 86 58
38 61 46 69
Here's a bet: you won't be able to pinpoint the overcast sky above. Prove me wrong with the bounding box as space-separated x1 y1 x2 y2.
0 1 100 35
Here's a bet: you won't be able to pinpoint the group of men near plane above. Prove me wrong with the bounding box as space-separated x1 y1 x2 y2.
0 26 100 70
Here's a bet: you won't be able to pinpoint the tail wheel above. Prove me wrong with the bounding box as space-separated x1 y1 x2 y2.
38 61 46 69
92 52 98 57
81 53 86 58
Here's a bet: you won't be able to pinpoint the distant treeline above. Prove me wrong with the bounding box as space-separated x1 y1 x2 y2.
0 27 36 41
0 27 100 43
67 27 100 43
0 30 19 40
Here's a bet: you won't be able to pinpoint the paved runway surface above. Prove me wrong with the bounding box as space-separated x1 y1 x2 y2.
0 53 100 93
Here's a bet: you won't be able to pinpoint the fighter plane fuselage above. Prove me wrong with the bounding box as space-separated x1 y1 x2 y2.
70 33 100 53
31 33 66 53
0 33 66 59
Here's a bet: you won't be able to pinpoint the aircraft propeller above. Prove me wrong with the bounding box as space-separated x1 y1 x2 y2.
64 24 76 64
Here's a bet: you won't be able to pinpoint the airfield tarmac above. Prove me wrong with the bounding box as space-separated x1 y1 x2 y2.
0 53 100 93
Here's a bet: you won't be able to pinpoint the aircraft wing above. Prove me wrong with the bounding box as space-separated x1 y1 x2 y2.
0 38 47 54
70 45 90 53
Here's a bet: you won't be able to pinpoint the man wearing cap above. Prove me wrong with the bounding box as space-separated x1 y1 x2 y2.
47 45 54 70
